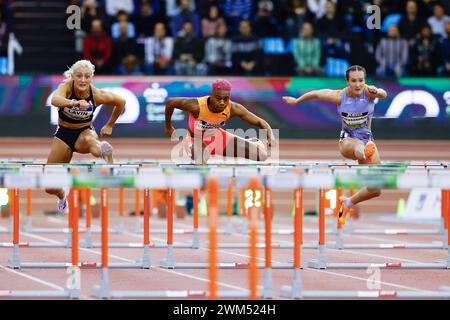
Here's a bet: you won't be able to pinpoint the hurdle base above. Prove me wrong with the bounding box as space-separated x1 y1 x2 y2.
102 290 257 299
223 217 233 235
280 284 303 299
83 229 93 248
115 218 125 234
307 262 449 270
160 245 175 269
326 242 445 250
308 259 327 269
141 245 151 269
16 261 150 269
192 228 200 249
25 217 32 233
349 228 441 235
158 262 294 269
92 269 110 299
8 245 21 269
261 268 273 299
5 289 80 299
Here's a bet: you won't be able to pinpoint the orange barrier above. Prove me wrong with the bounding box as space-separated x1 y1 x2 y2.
135 188 140 217
167 189 174 246
336 187 344 230
319 189 325 246
446 190 450 247
144 188 150 246
293 188 303 269
101 188 108 268
207 178 219 300
85 189 91 230
193 189 199 230
119 187 124 217
264 187 272 269
68 189 73 230
72 189 79 267
13 189 19 245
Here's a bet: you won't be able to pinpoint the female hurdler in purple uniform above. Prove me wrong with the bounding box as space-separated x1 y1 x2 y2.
282 65 388 224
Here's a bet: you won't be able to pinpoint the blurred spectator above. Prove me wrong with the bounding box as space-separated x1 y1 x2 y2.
375 25 409 77
223 0 254 34
80 0 107 33
252 0 280 37
284 0 308 39
293 22 322 75
231 19 262 75
398 0 425 44
201 5 226 38
173 21 206 75
346 33 376 75
418 0 436 21
337 0 364 33
144 22 174 75
411 23 441 75
170 0 201 37
112 22 143 74
0 9 8 56
166 0 196 18
196 0 221 18
83 19 113 74
111 10 136 39
205 23 233 75
105 0 135 16
439 21 450 75
318 2 346 65
427 3 450 39
307 0 327 20
316 1 343 39
398 0 425 74
134 0 163 39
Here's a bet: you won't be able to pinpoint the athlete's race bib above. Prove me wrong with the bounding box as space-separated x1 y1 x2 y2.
341 112 369 128
195 119 226 131
62 104 94 121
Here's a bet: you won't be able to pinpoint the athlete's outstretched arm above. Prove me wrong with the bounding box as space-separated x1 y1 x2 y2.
282 89 341 106
165 98 199 137
365 85 387 100
231 103 275 146
51 82 89 108
94 88 126 137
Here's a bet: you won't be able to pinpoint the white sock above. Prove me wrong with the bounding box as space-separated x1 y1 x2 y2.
345 198 354 208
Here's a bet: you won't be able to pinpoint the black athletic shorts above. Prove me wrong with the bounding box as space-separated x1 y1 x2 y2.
54 125 93 152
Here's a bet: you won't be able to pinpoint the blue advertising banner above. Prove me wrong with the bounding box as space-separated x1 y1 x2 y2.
0 76 448 138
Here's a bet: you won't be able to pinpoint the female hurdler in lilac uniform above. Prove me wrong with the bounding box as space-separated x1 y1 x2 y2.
282 65 388 224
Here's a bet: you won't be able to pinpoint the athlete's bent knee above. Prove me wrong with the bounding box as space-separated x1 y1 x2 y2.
258 149 268 161
45 188 59 195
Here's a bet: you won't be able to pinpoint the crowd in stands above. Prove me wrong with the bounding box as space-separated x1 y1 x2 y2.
71 0 450 77
0 1 11 58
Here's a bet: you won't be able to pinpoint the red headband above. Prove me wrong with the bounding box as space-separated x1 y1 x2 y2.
212 79 232 92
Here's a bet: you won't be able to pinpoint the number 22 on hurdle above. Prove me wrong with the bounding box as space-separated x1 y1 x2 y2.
245 189 262 209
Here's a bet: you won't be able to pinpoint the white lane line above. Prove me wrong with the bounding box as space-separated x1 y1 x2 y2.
0 264 93 299
0 264 64 291
43 219 441 293
19 230 247 293
302 268 429 292
22 232 63 244
122 229 431 293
